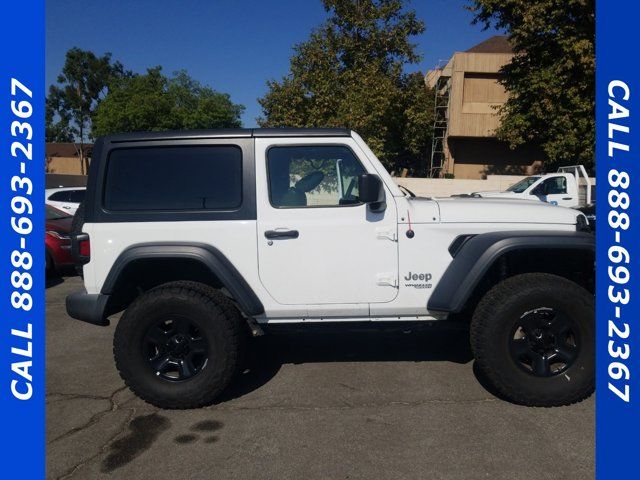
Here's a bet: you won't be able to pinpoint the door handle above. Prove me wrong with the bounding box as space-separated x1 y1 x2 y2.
62 206 71 209
562 197 572 200
264 229 299 239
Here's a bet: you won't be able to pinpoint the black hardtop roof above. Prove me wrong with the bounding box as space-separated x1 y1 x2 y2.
104 128 352 143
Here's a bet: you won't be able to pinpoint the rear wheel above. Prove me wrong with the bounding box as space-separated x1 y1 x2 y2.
114 282 244 409
470 273 594 406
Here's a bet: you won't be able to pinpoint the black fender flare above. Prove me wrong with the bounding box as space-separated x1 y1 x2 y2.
102 242 264 316
427 231 595 313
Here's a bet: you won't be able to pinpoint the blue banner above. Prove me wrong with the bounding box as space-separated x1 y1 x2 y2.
596 1 639 478
0 0 45 477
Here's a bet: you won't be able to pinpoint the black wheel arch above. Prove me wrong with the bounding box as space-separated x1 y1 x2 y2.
428 231 595 314
102 242 264 318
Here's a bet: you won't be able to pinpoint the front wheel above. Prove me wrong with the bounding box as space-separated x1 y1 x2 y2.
470 273 594 407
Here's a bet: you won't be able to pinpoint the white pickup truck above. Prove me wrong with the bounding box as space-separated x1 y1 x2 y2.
473 166 593 208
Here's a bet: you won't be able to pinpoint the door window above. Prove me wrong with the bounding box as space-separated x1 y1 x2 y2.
267 145 366 208
542 177 567 195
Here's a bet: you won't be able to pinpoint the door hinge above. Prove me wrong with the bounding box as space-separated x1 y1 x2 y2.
376 273 398 288
376 228 397 242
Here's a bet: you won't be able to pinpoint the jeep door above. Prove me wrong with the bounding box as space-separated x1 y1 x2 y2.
255 137 399 306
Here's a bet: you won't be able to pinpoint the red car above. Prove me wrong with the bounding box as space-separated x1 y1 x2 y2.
46 204 73 275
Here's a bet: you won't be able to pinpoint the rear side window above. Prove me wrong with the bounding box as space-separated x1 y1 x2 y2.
104 146 242 211
68 190 85 203
49 191 71 202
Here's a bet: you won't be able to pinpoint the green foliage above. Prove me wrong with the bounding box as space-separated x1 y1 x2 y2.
93 68 244 136
259 0 434 175
46 48 128 144
45 96 73 143
48 48 244 142
469 0 595 170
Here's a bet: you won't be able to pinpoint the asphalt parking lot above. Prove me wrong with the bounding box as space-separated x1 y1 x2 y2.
47 275 594 480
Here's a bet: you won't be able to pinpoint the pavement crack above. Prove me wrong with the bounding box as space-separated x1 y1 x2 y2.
207 397 499 412
47 392 111 403
56 406 140 480
48 386 129 445
337 382 361 392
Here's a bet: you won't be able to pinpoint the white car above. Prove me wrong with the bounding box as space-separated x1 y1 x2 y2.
45 187 86 215
66 129 594 410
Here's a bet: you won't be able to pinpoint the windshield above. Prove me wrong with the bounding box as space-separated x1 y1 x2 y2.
507 176 540 193
46 204 71 220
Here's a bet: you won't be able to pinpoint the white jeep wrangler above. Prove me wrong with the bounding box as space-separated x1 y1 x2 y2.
66 128 594 409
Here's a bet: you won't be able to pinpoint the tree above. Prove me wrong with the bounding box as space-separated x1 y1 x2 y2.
45 96 73 143
92 68 244 136
47 47 128 172
468 0 595 170
259 0 434 175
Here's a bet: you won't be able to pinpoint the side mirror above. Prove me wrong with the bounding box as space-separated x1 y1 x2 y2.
358 174 386 212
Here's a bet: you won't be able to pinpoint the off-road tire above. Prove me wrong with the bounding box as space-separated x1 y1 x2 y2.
158 281 247 375
470 273 594 407
114 282 244 409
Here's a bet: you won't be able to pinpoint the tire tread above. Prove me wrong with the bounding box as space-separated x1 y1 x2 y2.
470 273 594 407
113 282 244 409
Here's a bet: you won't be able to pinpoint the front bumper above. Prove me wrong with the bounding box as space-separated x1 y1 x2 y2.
66 291 111 326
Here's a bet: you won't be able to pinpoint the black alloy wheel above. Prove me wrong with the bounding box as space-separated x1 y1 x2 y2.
114 282 245 408
470 273 594 406
143 316 209 382
508 307 579 377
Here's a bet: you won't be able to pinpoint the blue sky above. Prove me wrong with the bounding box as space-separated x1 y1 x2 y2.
46 0 496 127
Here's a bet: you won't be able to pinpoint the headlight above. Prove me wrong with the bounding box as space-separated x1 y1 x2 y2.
46 230 70 240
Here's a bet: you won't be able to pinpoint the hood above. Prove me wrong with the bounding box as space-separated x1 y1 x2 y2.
404 196 579 225
433 196 579 224
472 190 521 198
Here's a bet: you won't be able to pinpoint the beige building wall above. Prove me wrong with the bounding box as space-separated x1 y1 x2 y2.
46 142 93 175
447 52 513 139
394 176 596 198
426 37 546 179
45 156 87 175
395 175 524 197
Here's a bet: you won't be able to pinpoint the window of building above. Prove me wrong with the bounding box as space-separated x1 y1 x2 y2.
462 72 509 104
104 146 242 211
267 145 366 208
